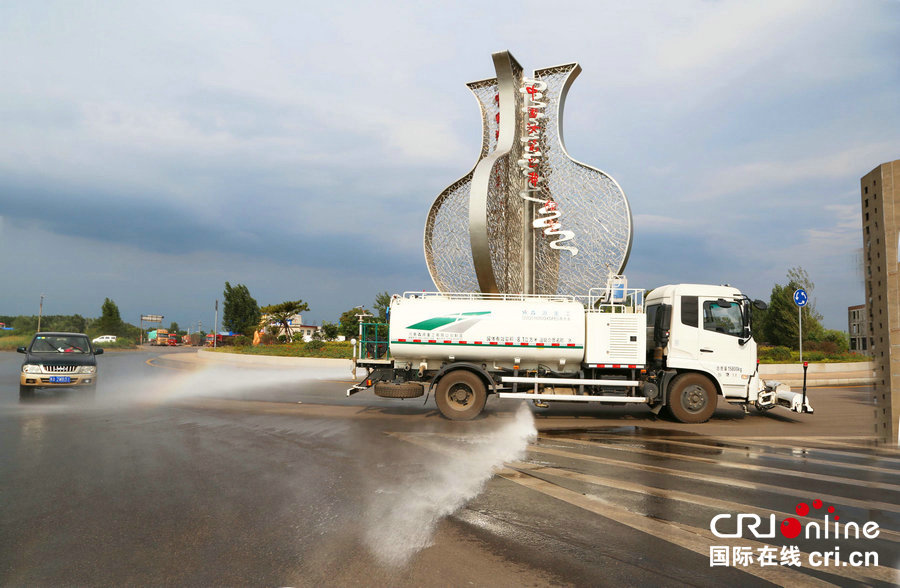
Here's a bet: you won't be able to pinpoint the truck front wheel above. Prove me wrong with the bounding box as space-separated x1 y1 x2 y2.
667 373 717 424
435 370 487 421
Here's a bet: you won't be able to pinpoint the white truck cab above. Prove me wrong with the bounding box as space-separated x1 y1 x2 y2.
649 284 758 400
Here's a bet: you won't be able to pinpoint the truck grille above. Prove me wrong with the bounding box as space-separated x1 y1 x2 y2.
44 365 78 373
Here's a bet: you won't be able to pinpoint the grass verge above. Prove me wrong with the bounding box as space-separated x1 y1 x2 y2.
207 341 354 359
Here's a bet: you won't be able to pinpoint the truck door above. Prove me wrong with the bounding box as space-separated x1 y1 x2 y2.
697 297 750 399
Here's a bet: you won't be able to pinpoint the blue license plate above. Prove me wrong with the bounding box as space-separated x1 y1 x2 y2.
49 376 71 383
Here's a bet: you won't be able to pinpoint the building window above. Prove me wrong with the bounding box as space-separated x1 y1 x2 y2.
865 186 869 194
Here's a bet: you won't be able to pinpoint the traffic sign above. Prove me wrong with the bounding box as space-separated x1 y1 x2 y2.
793 289 808 307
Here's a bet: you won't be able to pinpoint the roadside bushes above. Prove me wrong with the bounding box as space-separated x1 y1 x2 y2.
211 340 353 358
304 340 325 352
764 346 792 361
757 345 869 363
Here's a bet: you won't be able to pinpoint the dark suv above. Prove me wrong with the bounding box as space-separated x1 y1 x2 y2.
18 332 103 400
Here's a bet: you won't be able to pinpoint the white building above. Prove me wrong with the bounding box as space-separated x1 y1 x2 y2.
264 314 320 341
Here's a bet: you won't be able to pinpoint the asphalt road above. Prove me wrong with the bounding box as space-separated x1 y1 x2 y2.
1 349 898 586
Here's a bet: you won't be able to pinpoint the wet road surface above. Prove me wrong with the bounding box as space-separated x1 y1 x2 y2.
1 349 898 586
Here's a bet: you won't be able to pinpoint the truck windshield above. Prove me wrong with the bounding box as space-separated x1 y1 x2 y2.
702 301 743 337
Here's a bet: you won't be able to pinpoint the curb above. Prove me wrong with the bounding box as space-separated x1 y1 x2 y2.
762 378 873 388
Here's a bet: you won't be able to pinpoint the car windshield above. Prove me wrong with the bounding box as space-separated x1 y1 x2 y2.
31 335 91 354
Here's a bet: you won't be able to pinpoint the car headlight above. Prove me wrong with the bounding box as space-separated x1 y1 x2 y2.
79 366 97 374
22 364 42 374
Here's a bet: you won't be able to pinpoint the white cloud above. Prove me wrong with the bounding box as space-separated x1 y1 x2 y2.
691 142 900 201
654 1 814 75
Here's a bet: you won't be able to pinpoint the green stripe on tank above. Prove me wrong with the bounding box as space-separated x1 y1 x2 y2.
405 311 491 331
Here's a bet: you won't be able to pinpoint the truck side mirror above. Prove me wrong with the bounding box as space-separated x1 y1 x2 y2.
716 298 733 308
753 299 768 310
17 346 26 353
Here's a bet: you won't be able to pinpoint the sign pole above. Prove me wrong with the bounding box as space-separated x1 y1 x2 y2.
793 288 808 368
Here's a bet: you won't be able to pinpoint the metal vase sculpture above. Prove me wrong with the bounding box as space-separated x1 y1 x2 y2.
424 51 632 296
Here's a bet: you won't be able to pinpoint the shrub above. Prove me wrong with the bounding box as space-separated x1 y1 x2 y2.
277 334 287 344
802 351 826 362
806 340 838 354
304 339 325 352
233 335 251 346
259 333 276 345
761 346 792 361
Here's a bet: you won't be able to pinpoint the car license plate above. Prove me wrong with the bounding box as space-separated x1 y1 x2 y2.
49 376 71 383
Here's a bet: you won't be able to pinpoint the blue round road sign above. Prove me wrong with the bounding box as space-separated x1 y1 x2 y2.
793 288 808 307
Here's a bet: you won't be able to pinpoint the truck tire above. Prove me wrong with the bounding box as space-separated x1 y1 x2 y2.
373 381 424 399
667 373 717 424
435 370 487 421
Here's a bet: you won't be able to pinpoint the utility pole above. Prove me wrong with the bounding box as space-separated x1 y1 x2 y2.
37 294 45 332
214 300 218 349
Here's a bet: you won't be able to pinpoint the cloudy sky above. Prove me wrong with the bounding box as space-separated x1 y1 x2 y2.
1 0 898 330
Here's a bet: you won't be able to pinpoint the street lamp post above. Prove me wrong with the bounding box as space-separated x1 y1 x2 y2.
37 294 45 332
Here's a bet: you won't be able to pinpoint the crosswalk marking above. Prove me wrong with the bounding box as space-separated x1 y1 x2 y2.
528 443 900 513
388 429 899 585
554 433 900 475
502 464 898 585
538 437 900 493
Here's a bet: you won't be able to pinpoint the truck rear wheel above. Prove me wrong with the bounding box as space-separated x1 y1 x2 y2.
435 370 487 421
374 381 424 398
668 373 717 423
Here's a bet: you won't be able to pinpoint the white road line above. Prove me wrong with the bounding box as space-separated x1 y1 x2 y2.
497 467 839 587
527 444 900 514
726 436 900 458
549 434 900 476
513 462 900 544
508 463 900 584
539 437 900 493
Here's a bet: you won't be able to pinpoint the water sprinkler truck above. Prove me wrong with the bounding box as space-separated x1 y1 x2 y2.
348 277 814 421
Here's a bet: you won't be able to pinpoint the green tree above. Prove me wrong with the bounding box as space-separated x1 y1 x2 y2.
320 320 340 340
168 322 182 335
260 300 310 342
12 315 38 334
222 282 261 336
94 298 126 336
373 291 392 322
338 307 372 339
49 314 87 333
761 267 824 349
